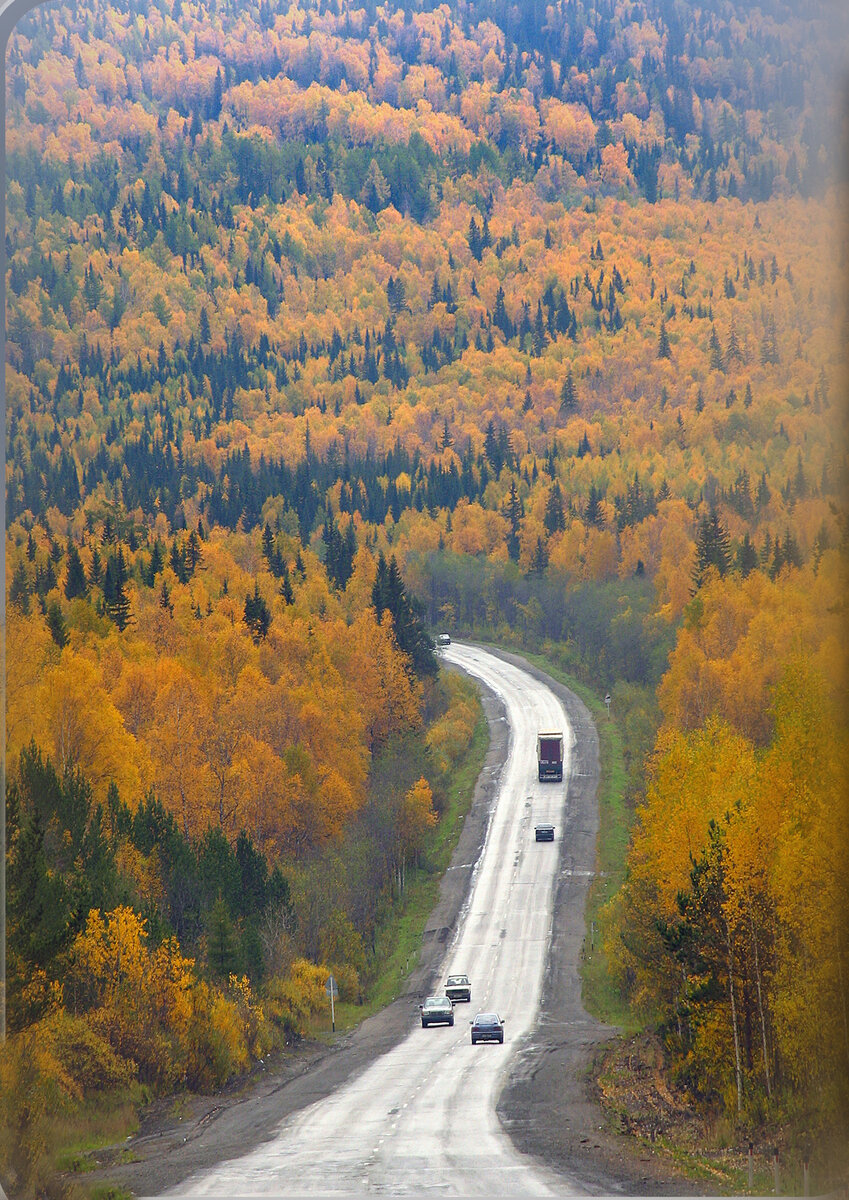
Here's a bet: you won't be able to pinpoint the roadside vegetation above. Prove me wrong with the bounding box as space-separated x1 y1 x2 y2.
0 669 484 1198
311 697 488 1032
506 596 847 1191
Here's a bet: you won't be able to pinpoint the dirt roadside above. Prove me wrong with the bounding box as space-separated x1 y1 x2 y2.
487 647 703 1196
90 648 698 1198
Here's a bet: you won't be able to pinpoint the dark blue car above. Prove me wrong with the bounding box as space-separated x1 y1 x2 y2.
470 1012 504 1044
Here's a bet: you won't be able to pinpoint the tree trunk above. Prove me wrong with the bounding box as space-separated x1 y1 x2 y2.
748 898 772 1098
836 922 849 1072
725 919 743 1114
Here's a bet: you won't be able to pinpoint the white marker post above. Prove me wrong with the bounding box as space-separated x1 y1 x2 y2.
325 974 338 1032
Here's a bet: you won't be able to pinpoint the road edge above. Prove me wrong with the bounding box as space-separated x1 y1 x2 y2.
94 644 696 1198
480 644 702 1197
91 674 510 1197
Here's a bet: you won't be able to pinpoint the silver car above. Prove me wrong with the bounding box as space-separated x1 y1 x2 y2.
419 995 455 1027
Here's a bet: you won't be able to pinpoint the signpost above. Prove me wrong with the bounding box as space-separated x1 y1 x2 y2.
325 974 338 1032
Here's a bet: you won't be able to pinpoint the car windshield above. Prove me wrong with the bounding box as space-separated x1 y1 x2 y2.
424 996 448 1008
475 1014 498 1025
447 976 468 985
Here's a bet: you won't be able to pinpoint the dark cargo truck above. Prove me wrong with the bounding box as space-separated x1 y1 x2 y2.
537 732 563 781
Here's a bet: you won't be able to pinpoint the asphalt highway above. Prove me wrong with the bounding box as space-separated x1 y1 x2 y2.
167 642 587 1196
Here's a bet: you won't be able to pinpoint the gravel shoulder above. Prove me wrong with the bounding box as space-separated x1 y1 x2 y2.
91 648 697 1198
486 647 704 1196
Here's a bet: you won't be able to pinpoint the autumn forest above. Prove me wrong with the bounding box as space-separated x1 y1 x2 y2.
2 0 848 1193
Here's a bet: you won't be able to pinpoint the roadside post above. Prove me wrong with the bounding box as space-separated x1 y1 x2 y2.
748 1142 754 1192
325 973 338 1032
604 693 611 718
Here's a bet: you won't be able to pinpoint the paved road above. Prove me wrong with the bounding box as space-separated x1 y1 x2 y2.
166 643 586 1196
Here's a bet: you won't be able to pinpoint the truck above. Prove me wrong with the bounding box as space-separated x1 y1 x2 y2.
537 731 563 782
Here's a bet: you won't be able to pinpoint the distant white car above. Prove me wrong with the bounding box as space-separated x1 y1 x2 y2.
436 633 451 647
445 973 471 1003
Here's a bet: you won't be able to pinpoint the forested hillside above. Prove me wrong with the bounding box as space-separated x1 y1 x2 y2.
4 0 847 1193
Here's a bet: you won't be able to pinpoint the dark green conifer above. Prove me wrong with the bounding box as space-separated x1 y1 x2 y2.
657 318 672 359
46 599 67 647
206 897 240 980
244 582 271 642
692 506 732 589
559 367 577 412
64 540 88 600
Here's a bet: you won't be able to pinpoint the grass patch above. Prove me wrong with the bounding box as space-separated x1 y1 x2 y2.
521 650 636 1030
46 1087 142 1185
86 1186 136 1200
307 700 489 1036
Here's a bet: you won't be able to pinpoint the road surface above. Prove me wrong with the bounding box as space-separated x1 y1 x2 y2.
166 642 587 1196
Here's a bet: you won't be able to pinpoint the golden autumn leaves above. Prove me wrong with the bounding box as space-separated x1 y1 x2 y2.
604 560 849 1124
7 527 424 858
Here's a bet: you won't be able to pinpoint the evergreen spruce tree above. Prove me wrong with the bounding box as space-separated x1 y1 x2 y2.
709 324 724 370
7 803 74 1013
147 537 165 585
206 897 240 980
584 483 605 527
88 545 102 587
658 318 672 359
756 472 771 510
692 506 732 589
559 367 577 412
467 216 483 261
186 530 202 571
528 536 549 575
544 481 566 534
104 546 131 631
10 559 30 613
244 582 271 642
46 599 67 647
493 286 511 339
781 526 802 569
371 552 436 675
506 478 521 562
532 301 547 356
280 561 294 605
737 532 758 577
